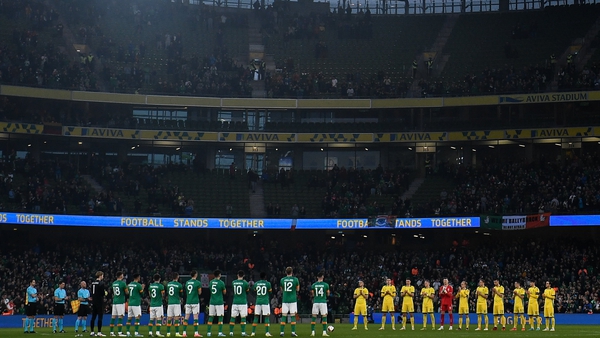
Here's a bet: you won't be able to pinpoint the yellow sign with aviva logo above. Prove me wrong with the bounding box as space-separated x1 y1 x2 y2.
63 126 140 138
499 91 589 104
374 132 447 142
219 133 296 142
505 127 593 139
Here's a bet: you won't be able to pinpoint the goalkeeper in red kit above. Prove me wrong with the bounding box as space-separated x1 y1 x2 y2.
438 278 454 330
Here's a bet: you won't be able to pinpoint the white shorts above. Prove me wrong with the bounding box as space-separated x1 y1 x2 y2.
209 305 224 317
255 305 270 316
112 304 125 317
282 303 298 315
128 305 142 318
312 303 327 316
167 304 181 318
150 306 164 320
185 304 200 316
231 305 248 318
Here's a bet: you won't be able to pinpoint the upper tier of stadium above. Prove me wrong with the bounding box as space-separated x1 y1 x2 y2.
1 0 600 99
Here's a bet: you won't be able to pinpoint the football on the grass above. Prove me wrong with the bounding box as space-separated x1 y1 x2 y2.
327 325 335 332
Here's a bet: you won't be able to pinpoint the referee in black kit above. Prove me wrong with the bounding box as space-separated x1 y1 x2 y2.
91 271 107 337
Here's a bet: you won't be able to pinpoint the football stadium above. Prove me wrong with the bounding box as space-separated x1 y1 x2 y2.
0 0 599 337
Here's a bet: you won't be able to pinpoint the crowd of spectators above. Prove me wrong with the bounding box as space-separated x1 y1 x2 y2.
2 0 600 98
0 0 98 91
319 165 411 218
265 70 412 99
0 154 90 215
412 153 600 217
0 231 598 318
53 0 252 96
91 159 197 216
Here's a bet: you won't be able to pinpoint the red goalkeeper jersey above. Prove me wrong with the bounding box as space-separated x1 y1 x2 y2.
439 285 454 304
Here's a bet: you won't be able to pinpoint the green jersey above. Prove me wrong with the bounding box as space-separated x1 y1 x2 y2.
166 281 183 305
253 280 272 306
185 279 202 305
149 282 165 307
127 281 144 306
209 279 226 305
311 281 329 303
112 280 127 305
232 279 249 305
280 276 300 303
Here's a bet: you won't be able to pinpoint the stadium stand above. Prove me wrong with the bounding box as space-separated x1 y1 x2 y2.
0 228 597 316
3 2 600 97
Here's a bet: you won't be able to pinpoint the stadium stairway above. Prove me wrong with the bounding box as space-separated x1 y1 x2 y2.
400 177 425 201
409 14 459 95
249 181 267 218
409 175 456 212
248 14 266 98
81 175 104 194
573 15 600 71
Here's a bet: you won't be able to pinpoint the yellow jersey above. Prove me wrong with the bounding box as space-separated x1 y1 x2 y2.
421 287 435 308
353 287 368 305
381 285 396 302
528 286 540 300
543 288 555 306
476 286 489 304
458 289 469 308
493 285 504 305
400 285 415 304
513 287 525 308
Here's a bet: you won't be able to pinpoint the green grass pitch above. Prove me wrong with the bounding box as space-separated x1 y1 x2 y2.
0 324 595 338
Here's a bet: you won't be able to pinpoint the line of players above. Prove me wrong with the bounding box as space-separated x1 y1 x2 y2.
44 267 329 338
352 278 557 332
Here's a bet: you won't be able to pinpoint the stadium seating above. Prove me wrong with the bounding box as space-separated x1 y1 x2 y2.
269 14 445 84
92 165 251 218
442 5 600 80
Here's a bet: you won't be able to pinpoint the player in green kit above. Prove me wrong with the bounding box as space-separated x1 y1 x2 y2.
149 274 165 337
310 272 330 337
251 273 272 337
166 273 184 338
207 270 226 338
183 270 203 338
230 271 250 336
125 274 145 337
110 272 128 337
280 267 300 337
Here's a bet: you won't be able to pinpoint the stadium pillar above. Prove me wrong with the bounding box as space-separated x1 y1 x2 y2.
117 144 128 164
524 143 533 162
29 140 41 161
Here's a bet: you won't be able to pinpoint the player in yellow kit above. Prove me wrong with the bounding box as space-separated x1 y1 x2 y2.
475 279 489 331
511 281 526 331
380 278 396 330
399 279 414 330
352 280 369 330
455 281 470 330
527 280 541 331
492 279 506 330
542 281 555 331
420 280 435 330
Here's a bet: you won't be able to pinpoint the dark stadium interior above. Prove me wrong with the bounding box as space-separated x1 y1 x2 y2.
1 0 600 327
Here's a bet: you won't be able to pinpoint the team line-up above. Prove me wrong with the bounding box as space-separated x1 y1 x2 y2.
22 268 557 338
